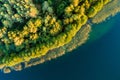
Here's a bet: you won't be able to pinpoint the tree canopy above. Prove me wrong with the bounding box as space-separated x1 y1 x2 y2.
0 0 111 73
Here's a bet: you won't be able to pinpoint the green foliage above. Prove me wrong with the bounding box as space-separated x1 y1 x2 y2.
0 0 38 27
0 0 111 70
86 0 111 18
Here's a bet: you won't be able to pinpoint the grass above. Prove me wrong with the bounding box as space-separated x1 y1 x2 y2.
92 0 120 23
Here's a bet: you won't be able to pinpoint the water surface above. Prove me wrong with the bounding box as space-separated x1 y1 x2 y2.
0 14 120 80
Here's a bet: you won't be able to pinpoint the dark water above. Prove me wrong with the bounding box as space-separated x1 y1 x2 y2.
0 14 120 80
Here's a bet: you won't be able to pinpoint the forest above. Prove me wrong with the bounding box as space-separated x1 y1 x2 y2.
0 0 111 73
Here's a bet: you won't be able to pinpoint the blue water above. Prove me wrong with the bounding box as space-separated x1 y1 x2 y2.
0 14 120 80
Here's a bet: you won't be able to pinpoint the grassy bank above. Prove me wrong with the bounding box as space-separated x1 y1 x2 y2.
92 0 120 23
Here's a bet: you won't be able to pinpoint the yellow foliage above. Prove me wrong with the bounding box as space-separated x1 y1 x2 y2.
29 7 38 17
34 18 42 27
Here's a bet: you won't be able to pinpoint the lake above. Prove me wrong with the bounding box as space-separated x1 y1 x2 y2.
0 13 120 80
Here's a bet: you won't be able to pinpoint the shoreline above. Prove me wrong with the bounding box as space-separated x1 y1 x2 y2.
92 0 120 24
0 0 119 73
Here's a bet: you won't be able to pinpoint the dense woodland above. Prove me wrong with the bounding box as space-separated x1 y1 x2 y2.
0 0 111 71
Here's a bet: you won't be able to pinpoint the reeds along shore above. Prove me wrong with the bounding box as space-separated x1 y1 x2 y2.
92 0 120 24
0 0 113 73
